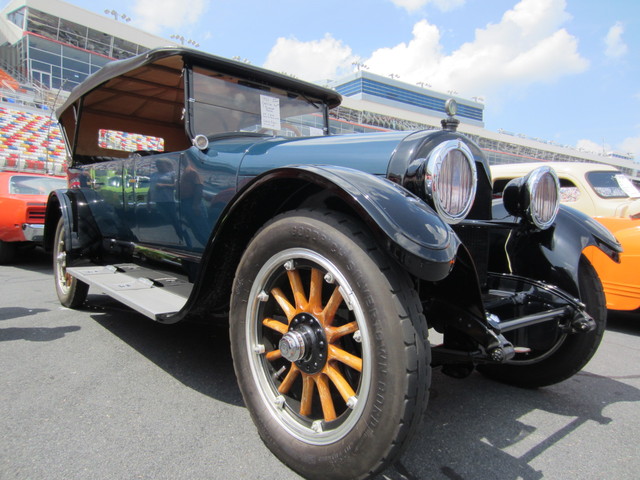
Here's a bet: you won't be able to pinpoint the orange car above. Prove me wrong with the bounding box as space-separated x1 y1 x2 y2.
0 170 66 263
492 162 640 311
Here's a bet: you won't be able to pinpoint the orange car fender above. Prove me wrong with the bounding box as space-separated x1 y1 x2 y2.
584 217 640 311
0 197 28 242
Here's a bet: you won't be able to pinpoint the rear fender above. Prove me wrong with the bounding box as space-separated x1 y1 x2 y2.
44 189 101 255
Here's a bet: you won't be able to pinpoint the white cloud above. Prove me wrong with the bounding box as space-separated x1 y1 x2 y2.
620 136 640 159
576 139 609 155
365 0 588 99
390 0 465 13
577 137 640 160
263 34 357 82
604 22 628 59
132 0 208 34
262 0 588 102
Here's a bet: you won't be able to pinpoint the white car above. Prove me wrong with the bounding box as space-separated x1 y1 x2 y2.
492 162 640 218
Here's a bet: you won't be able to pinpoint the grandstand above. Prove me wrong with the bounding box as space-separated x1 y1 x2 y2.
0 0 173 175
0 101 65 175
0 0 637 181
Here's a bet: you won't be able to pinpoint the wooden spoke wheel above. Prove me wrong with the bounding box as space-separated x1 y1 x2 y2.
53 217 88 308
246 249 371 444
230 209 430 480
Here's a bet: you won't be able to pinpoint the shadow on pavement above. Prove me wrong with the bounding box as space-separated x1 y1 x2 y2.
71 293 639 480
379 367 639 480
0 306 49 320
607 309 640 335
0 324 80 342
85 293 243 408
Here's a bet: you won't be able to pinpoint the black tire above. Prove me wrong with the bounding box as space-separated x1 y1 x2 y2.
0 240 17 264
230 209 430 480
53 217 89 308
478 255 606 387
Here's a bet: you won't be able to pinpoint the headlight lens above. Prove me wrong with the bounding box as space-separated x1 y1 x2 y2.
503 166 560 230
425 140 477 224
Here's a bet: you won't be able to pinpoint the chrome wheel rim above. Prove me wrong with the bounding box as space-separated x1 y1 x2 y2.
245 248 372 445
55 227 72 295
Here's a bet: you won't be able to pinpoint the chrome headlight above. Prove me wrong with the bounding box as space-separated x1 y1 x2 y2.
503 166 560 230
425 140 477 224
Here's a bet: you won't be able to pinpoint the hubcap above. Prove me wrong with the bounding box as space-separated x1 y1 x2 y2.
279 330 306 362
280 313 328 375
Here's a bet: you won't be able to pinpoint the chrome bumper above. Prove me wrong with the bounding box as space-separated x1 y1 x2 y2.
22 223 44 242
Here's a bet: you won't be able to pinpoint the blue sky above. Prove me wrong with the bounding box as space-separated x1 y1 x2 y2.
65 0 639 159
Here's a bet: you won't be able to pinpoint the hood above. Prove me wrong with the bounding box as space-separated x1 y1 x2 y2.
237 131 414 177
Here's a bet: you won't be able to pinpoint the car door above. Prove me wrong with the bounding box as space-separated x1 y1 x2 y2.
133 153 185 247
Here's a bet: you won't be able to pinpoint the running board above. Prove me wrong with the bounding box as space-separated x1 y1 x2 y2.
66 263 191 320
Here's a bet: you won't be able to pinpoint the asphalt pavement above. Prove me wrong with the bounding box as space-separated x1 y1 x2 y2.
1 248 638 480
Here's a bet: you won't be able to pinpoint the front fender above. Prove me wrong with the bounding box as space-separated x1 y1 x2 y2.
177 165 461 323
491 201 622 298
240 165 460 281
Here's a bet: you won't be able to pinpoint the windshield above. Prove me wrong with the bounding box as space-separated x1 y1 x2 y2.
586 171 640 199
9 175 67 195
191 66 326 138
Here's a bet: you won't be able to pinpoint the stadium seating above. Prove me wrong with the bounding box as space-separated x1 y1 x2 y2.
0 105 66 174
0 68 20 91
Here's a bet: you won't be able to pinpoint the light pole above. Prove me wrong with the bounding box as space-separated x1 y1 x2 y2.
104 9 131 22
170 34 200 48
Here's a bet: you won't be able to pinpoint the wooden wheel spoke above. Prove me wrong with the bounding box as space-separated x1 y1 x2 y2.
328 344 362 372
322 286 344 327
262 317 288 335
308 268 323 314
287 269 307 311
271 287 296 322
315 374 336 421
278 364 300 394
265 350 282 361
300 375 315 416
327 321 358 343
324 363 356 402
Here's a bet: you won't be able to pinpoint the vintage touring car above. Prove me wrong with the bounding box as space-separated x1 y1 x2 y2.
44 47 621 479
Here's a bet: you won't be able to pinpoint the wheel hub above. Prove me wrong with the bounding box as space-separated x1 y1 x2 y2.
280 313 328 375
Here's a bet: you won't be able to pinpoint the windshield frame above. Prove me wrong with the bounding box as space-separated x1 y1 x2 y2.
184 64 330 140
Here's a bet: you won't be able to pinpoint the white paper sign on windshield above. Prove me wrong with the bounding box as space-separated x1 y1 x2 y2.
260 95 281 131
615 174 640 198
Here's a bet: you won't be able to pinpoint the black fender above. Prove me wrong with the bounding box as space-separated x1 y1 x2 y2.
176 165 461 322
242 165 461 281
44 189 102 255
491 201 622 298
44 189 74 252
